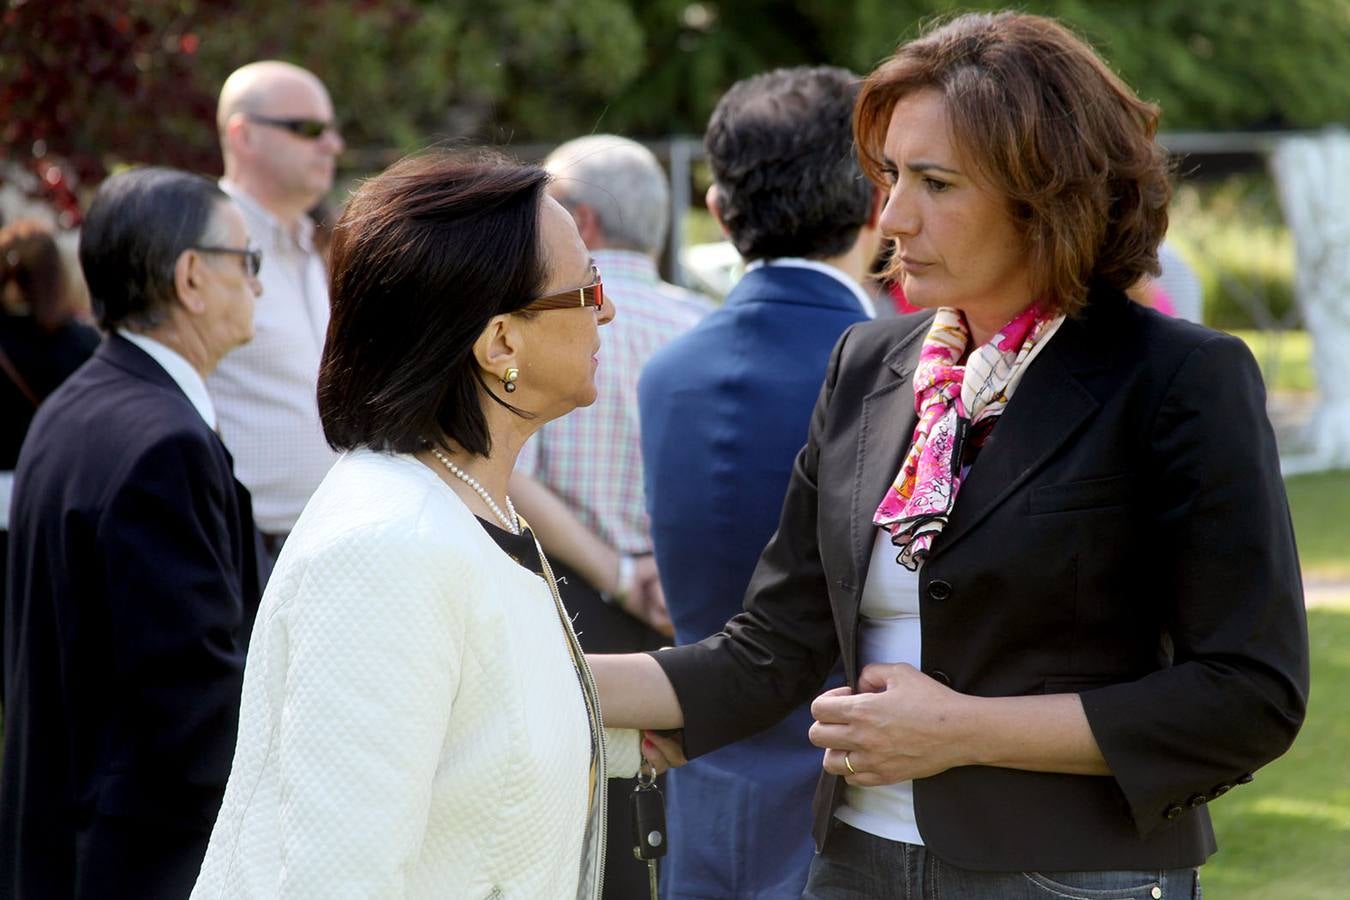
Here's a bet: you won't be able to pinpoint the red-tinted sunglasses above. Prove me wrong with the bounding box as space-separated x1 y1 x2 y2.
523 265 604 312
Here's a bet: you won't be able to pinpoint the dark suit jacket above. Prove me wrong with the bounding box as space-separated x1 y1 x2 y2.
639 265 868 897
1 335 262 899
654 289 1309 872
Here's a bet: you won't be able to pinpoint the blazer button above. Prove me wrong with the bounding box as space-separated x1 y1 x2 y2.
927 669 952 686
1163 804 1184 821
927 579 953 601
1188 794 1207 808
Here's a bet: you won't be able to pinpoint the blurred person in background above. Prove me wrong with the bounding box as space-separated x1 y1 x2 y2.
1 167 264 899
598 12 1307 898
1128 240 1204 322
511 133 714 898
193 150 665 899
636 65 882 899
0 219 100 700
210 60 344 571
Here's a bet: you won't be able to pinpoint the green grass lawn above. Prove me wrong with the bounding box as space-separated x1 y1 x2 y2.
1230 328 1315 393
1285 469 1350 578
1202 605 1350 899
1203 463 1350 898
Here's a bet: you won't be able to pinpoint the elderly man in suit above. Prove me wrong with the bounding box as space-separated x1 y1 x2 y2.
637 66 883 898
1 167 264 899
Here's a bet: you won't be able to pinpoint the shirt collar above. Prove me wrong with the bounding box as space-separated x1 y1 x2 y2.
745 257 876 318
117 329 218 429
591 248 660 284
218 178 316 254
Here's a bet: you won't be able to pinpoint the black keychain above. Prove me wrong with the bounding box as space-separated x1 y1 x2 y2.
631 758 667 900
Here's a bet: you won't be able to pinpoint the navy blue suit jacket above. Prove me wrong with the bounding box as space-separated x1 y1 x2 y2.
639 265 869 898
1 335 262 899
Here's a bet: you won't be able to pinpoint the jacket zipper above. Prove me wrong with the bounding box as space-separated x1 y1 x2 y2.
535 543 608 900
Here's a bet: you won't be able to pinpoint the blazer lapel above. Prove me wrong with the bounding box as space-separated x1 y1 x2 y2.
928 323 1101 559
841 323 926 680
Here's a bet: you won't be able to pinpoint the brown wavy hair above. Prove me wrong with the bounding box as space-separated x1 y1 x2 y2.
855 11 1171 316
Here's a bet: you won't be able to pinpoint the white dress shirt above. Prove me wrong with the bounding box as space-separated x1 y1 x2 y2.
746 257 877 319
207 181 336 533
118 330 217 429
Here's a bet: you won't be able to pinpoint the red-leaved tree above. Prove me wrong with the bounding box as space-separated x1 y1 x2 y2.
0 0 233 227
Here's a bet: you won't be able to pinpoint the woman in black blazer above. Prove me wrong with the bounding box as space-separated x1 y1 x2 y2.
596 11 1308 898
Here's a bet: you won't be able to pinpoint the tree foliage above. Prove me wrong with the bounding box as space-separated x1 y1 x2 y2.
4 0 1347 220
0 0 232 225
603 0 1350 135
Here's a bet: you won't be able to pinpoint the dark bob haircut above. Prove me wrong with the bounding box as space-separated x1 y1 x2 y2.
79 167 229 331
855 12 1171 316
318 149 550 457
706 65 873 262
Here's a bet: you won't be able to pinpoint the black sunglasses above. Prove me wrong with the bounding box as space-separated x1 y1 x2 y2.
245 114 339 140
194 245 263 278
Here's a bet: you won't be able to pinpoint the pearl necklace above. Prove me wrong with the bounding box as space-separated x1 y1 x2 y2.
428 446 520 535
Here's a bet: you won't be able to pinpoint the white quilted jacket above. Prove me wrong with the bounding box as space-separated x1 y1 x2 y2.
193 450 640 899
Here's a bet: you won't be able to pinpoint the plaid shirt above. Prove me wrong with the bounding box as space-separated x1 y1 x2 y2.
518 249 713 554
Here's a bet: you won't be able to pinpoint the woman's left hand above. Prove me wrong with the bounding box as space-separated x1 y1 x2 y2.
809 663 974 786
639 729 688 774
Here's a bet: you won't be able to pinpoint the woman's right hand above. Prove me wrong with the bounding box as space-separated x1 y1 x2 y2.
639 729 687 774
809 664 975 785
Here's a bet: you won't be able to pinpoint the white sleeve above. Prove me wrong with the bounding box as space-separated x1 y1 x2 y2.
276 522 468 897
604 727 642 779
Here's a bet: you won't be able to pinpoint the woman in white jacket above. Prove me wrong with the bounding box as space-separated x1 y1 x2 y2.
194 150 657 899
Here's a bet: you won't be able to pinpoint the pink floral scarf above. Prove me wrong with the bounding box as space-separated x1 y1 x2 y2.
874 304 1064 569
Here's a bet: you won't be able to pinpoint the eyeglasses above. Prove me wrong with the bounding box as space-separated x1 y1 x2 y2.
523 265 604 312
245 114 339 140
194 245 263 278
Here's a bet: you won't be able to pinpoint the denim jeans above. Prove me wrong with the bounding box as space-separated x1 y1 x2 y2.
803 822 1202 899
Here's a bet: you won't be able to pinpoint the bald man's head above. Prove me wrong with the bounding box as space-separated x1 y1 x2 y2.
217 61 328 135
217 61 343 223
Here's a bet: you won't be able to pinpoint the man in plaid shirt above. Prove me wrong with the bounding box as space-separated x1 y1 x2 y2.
511 133 712 898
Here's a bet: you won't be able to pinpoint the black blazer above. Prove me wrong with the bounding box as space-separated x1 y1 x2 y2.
655 289 1309 872
1 335 262 898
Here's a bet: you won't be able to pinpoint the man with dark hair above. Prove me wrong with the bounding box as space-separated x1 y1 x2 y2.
0 167 264 899
638 66 883 898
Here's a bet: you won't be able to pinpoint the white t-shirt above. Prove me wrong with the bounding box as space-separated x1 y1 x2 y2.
833 527 925 845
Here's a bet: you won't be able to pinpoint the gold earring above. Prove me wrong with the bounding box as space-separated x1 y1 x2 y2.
502 367 520 393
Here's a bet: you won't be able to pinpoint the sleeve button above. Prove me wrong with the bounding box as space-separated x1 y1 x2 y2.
1237 773 1254 785
1188 794 1207 808
927 669 952 686
1164 804 1184 820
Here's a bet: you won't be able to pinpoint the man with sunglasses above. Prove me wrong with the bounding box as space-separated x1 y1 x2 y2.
210 60 344 571
1 167 264 898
